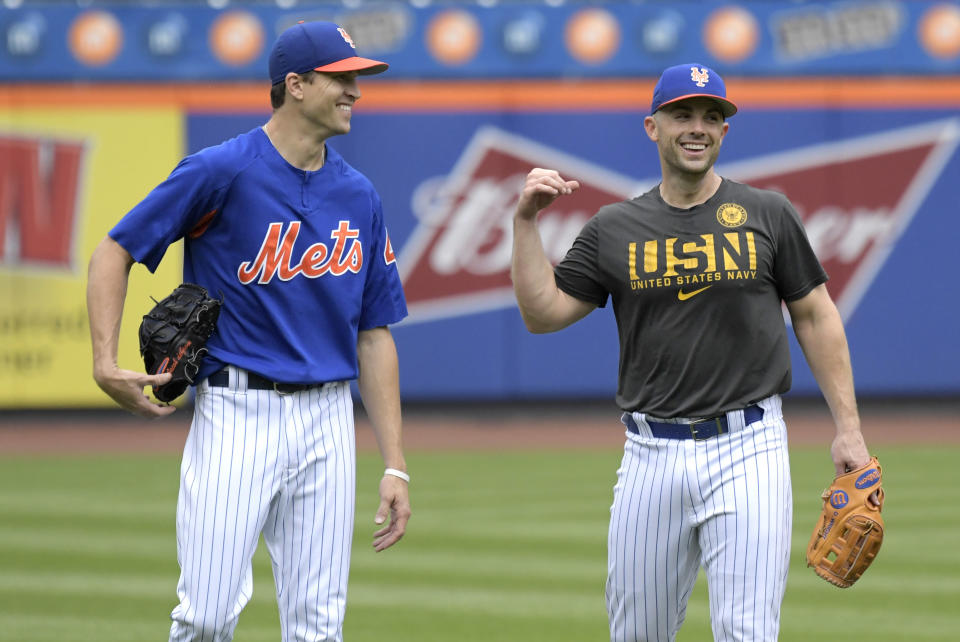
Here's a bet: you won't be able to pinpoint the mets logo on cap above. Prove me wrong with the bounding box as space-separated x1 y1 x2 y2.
690 66 710 87
337 27 356 48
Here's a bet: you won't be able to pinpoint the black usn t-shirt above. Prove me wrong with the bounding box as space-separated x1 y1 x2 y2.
554 178 827 418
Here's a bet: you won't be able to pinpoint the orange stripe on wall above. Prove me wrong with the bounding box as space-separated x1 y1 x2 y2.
2 78 959 112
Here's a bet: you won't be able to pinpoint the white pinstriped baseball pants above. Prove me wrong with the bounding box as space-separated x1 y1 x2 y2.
606 395 791 642
169 368 356 642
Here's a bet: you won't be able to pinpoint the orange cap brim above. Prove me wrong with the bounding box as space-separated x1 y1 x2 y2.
314 57 389 76
657 93 738 118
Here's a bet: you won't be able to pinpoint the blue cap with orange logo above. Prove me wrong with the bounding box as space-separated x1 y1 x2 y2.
269 21 388 85
650 63 737 118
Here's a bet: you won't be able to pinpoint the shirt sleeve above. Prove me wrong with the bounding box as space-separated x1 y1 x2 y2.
553 215 609 308
109 154 222 273
772 196 828 302
359 192 408 329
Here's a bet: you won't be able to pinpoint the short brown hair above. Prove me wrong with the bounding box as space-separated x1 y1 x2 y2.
270 71 317 109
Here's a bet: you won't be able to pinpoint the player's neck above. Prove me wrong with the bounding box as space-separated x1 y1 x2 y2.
658 171 722 209
262 118 328 172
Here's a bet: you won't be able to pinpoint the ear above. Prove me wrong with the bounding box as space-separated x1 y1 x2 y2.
643 115 658 142
285 72 305 101
718 120 730 144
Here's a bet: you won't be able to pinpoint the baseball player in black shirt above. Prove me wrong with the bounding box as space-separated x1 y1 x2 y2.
510 63 874 642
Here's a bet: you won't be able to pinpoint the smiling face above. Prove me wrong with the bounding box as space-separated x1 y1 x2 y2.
644 97 730 180
296 70 361 138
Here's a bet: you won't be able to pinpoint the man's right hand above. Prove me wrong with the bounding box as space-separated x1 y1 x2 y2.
515 168 580 221
93 366 176 418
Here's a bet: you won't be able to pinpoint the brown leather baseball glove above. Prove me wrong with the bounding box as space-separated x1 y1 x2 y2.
806 456 884 588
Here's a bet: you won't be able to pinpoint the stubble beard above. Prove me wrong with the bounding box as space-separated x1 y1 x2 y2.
663 140 719 181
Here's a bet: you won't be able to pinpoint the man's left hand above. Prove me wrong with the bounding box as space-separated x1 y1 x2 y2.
373 474 410 552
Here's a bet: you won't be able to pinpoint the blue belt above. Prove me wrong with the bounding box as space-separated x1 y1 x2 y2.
624 405 764 440
207 369 320 394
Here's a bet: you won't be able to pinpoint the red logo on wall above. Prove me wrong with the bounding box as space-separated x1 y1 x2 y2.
0 134 87 269
398 120 959 322
399 127 640 321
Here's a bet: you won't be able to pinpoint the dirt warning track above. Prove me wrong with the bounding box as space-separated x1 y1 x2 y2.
1 398 956 455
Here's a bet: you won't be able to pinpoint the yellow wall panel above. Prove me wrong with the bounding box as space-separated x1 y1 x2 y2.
0 108 184 407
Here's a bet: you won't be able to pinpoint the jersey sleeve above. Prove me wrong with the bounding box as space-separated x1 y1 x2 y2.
553 215 609 307
358 193 408 329
109 154 224 273
772 196 828 302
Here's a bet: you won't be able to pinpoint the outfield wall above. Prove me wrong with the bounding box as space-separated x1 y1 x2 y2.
1 2 958 407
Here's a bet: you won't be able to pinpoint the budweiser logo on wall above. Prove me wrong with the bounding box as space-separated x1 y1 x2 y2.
399 127 643 322
398 119 959 323
720 119 959 320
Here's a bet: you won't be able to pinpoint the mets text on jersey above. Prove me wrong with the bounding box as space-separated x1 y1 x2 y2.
238 221 364 284
397 119 959 323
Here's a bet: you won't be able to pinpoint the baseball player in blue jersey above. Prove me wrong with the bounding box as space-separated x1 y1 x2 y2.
510 64 875 641
86 21 410 641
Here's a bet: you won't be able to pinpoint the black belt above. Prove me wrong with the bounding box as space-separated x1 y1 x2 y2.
624 405 764 440
207 369 321 394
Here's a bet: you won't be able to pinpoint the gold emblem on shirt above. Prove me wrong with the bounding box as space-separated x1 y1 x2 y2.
716 203 748 228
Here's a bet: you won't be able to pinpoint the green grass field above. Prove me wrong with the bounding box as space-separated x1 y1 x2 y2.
0 444 956 641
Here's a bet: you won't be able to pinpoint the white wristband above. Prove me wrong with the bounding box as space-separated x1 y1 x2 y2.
384 468 410 483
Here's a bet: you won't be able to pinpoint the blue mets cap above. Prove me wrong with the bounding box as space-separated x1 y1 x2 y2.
268 21 388 86
650 63 737 118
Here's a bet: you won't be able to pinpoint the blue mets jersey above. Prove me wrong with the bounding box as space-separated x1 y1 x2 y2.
111 127 407 385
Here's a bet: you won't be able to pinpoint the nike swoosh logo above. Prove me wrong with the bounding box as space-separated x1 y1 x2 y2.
677 285 713 301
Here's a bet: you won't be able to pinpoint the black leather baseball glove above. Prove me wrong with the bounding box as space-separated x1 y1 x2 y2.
138 283 222 403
